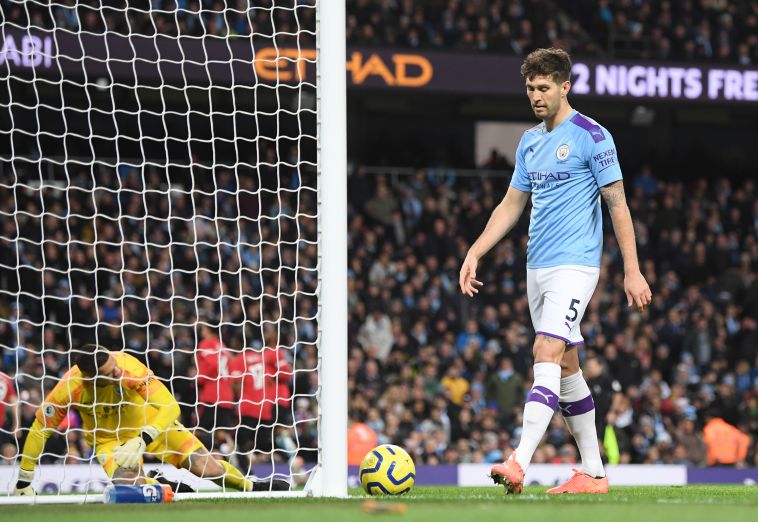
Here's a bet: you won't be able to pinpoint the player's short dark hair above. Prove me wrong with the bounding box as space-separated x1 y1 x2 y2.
74 344 110 376
520 48 572 84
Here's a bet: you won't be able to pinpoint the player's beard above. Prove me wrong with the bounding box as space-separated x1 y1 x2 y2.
534 97 560 121
533 104 551 119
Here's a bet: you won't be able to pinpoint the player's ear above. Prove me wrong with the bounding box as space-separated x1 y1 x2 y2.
562 80 571 97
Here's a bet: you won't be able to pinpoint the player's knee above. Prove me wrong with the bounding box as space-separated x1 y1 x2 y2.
189 451 224 478
533 335 565 364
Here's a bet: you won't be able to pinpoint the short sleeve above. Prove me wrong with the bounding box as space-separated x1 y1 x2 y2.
588 128 623 187
509 135 531 192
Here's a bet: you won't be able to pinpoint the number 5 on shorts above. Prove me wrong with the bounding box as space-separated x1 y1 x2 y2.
565 299 581 322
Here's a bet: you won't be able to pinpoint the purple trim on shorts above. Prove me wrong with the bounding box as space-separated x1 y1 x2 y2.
559 394 595 417
526 385 559 410
567 340 585 346
535 331 570 344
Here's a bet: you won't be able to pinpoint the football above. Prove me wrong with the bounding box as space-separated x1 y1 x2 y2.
359 444 416 495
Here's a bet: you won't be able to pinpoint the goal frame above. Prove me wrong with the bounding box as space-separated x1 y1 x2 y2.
313 0 348 499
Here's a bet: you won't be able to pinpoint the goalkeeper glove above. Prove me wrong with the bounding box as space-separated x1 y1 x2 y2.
14 468 36 496
113 426 159 470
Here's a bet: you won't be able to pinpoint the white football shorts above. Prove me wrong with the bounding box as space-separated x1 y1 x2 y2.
526 264 600 346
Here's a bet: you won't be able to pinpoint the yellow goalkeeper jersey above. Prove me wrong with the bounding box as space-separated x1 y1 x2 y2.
35 352 177 446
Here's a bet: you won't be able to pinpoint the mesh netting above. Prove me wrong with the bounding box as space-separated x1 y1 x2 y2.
0 0 320 494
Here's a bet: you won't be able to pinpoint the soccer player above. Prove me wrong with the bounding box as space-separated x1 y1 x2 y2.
229 326 293 472
229 345 275 471
12 344 288 495
459 48 652 494
195 325 236 446
0 370 20 441
262 325 294 427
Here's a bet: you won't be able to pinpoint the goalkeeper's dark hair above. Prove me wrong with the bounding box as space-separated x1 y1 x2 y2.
520 48 572 84
74 344 110 376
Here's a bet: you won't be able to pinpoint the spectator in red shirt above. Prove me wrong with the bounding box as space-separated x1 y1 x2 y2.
195 324 235 448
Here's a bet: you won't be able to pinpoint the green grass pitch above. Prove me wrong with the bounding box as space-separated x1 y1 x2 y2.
5 486 757 522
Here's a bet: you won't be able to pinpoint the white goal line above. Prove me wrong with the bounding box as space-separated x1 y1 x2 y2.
0 490 316 505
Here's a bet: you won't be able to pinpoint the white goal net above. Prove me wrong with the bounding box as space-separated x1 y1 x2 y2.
0 0 346 500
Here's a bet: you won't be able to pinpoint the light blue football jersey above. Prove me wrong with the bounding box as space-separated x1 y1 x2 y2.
510 110 623 269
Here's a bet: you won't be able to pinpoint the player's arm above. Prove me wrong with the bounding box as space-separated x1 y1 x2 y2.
599 180 652 311
460 186 530 296
136 377 181 434
268 349 293 383
114 358 181 470
15 382 72 495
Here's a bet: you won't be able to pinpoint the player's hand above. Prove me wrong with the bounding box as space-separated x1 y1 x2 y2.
113 436 147 470
14 468 36 496
624 270 652 312
459 252 483 297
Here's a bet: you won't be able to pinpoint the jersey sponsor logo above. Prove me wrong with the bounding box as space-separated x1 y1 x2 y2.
528 171 570 181
528 171 571 190
43 402 56 418
593 148 615 162
556 144 570 161
593 148 617 170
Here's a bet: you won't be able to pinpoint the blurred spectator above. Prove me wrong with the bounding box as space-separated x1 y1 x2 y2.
703 410 751 467
348 415 378 466
357 305 395 362
441 366 470 405
486 358 524 423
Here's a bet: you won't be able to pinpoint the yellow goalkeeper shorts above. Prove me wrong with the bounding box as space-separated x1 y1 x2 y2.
96 421 204 477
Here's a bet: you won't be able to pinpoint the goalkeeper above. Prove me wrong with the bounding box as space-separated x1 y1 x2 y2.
13 344 288 495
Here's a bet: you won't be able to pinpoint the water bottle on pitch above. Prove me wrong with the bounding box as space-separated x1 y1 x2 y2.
103 484 175 503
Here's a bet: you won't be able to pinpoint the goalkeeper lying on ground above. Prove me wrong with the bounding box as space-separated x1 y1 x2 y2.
14 344 288 495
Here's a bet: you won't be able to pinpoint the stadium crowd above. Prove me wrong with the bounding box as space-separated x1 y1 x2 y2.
1 1 755 63
2 157 756 473
0 157 320 476
345 167 758 467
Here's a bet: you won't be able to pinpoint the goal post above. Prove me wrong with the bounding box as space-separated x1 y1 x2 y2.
317 0 349 499
0 0 347 501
